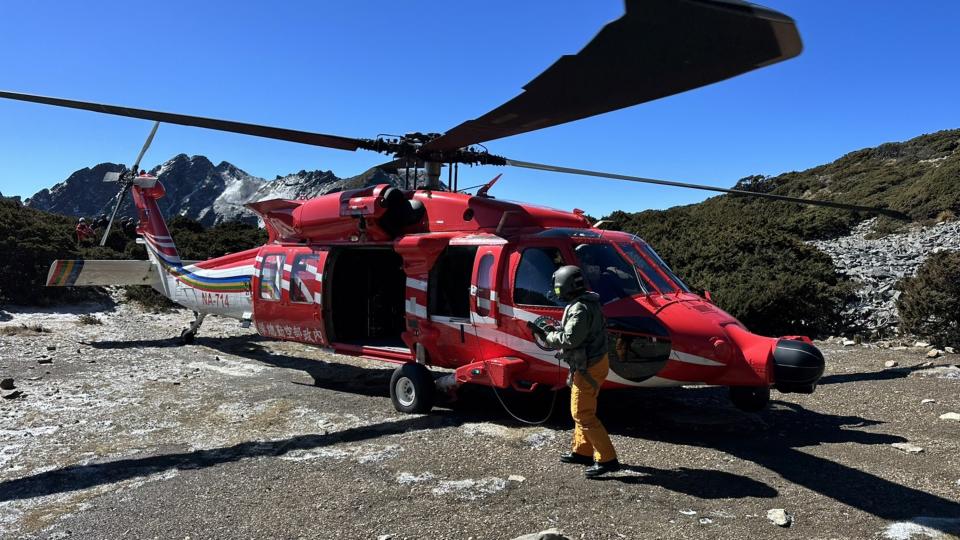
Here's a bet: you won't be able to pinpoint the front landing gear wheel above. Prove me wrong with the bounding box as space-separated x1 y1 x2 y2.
180 329 195 345
390 363 435 414
729 386 770 412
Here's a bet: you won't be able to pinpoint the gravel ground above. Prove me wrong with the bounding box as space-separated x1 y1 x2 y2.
1 301 959 540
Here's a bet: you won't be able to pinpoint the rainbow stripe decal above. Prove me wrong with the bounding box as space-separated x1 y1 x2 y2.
146 240 251 294
48 260 85 286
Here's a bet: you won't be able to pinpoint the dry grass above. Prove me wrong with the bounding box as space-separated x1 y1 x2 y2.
0 323 53 336
77 314 103 325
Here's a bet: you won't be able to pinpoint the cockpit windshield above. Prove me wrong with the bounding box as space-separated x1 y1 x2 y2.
573 243 649 304
619 242 690 293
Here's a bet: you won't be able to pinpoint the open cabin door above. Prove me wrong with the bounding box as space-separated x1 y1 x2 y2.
457 235 507 328
253 246 329 346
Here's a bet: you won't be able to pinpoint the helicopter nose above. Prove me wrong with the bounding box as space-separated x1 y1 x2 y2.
771 339 825 393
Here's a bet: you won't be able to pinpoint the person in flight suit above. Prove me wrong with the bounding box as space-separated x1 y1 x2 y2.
529 265 620 478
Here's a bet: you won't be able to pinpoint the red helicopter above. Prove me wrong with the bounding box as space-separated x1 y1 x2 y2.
5 0 900 416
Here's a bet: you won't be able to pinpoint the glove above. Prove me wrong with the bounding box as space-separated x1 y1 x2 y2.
527 320 547 339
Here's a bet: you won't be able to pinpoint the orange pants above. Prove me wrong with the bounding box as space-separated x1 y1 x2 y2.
570 354 617 463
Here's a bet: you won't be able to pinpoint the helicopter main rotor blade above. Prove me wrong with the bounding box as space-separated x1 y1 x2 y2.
423 0 802 153
505 159 909 220
131 121 160 174
0 90 368 151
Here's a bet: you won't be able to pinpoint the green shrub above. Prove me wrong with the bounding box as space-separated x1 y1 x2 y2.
896 250 960 346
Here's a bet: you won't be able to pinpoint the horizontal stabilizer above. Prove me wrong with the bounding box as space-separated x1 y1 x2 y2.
46 260 158 287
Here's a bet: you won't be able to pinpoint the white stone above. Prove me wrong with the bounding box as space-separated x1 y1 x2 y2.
945 346 956 354
885 360 899 368
508 475 526 483
843 339 856 347
915 341 931 348
698 518 714 525
927 349 942 359
921 399 936 405
939 412 960 422
679 509 697 516
510 529 569 540
767 508 792 527
892 442 924 454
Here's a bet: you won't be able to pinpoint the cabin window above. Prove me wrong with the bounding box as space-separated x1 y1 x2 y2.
259 254 284 301
290 254 319 304
476 252 495 317
574 243 646 303
514 247 565 307
429 246 477 318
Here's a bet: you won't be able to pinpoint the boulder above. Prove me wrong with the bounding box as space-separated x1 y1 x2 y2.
767 509 792 527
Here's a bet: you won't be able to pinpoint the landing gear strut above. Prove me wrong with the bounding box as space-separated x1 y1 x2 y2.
180 311 206 345
729 385 770 412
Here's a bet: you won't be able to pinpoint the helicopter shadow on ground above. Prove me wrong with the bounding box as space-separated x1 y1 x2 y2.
0 413 458 504
600 387 960 524
47 335 782 502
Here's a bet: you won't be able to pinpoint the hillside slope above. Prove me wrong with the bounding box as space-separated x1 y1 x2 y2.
607 129 960 337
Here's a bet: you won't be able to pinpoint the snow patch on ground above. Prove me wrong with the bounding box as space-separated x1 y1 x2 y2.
396 472 435 485
431 477 507 500
461 422 557 448
883 517 960 539
187 357 265 377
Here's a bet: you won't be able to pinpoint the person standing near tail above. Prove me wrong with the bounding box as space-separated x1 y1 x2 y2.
529 265 620 478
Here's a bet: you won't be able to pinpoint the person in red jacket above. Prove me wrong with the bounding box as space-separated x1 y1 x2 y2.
75 217 94 244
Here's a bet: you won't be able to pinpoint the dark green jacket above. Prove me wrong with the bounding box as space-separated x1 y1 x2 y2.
545 291 608 367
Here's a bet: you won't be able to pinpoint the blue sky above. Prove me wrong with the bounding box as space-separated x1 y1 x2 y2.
1 1 957 217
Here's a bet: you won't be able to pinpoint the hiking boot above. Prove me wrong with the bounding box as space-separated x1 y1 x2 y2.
585 459 621 478
559 452 594 465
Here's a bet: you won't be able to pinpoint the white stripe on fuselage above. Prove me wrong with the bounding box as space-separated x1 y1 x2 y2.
406 278 428 291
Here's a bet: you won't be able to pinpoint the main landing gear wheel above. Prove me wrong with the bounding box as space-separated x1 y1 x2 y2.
390 363 435 414
179 329 195 345
180 311 206 345
729 386 770 412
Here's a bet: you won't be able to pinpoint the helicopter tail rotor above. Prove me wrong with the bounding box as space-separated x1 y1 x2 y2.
99 121 160 246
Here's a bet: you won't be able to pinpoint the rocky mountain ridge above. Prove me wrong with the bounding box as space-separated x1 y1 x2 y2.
25 155 419 226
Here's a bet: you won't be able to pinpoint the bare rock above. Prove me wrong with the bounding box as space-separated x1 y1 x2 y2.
939 412 960 422
885 360 899 368
892 442 925 454
0 378 14 390
511 529 570 540
926 349 942 359
767 508 793 527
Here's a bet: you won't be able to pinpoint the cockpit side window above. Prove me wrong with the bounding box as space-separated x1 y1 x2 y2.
574 243 646 304
513 247 565 307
